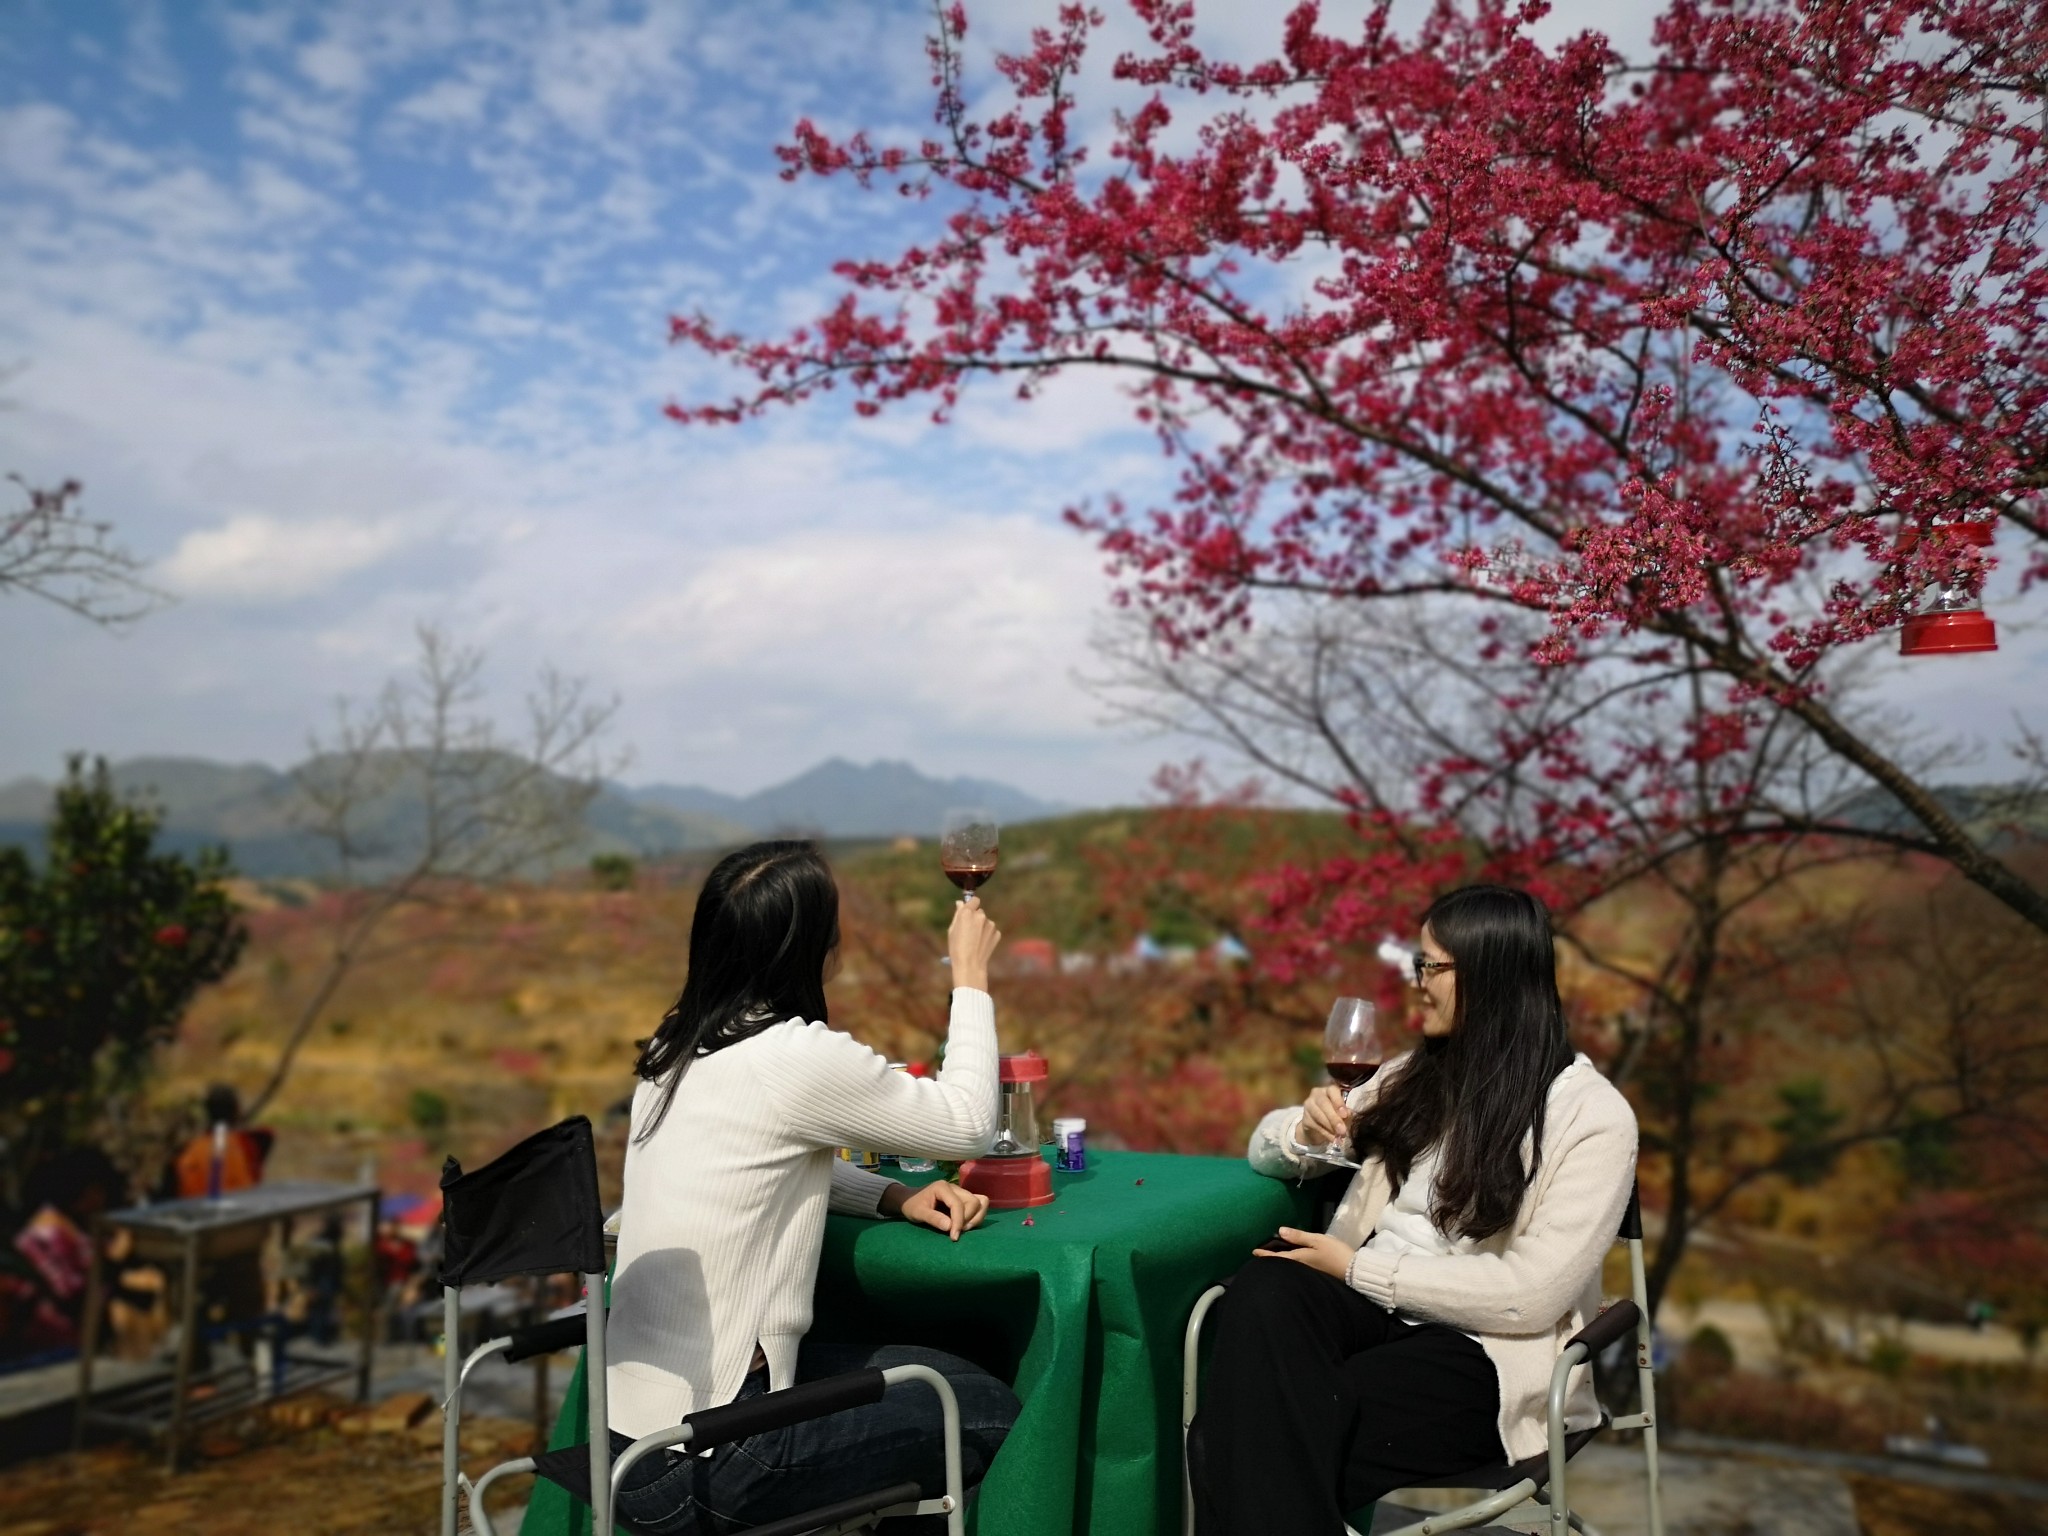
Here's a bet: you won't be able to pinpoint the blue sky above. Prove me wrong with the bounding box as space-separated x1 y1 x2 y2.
0 0 1187 804
1 0 2038 806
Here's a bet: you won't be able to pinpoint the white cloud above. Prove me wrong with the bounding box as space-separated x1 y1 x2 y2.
394 74 491 127
619 516 1105 727
121 2 185 101
296 37 369 96
233 70 360 175
162 515 412 601
0 103 334 307
954 367 1157 455
520 6 697 142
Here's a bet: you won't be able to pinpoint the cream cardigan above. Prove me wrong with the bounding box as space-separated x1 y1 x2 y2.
606 988 999 1439
1248 1052 1638 1464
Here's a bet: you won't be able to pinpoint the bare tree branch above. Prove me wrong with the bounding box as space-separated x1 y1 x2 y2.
243 624 619 1119
1 477 163 626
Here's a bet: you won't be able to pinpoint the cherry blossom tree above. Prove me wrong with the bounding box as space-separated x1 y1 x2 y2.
1093 596 2038 1312
668 0 2048 931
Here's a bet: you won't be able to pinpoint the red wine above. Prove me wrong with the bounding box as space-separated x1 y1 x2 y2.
944 863 997 892
1326 1060 1380 1091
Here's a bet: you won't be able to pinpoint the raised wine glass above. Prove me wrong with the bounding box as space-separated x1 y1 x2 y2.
939 808 999 903
1317 996 1383 1166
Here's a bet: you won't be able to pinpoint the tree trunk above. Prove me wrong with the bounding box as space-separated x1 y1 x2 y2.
1644 864 1726 1321
243 943 359 1122
1679 623 2048 937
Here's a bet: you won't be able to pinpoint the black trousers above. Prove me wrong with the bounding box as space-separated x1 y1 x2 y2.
1191 1258 1504 1535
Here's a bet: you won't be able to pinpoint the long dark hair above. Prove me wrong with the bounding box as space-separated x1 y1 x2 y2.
631 840 840 1142
1348 884 1575 1241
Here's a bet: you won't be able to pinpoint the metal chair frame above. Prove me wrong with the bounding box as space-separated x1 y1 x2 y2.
441 1280 606 1536
452 1337 968 1536
438 1129 967 1536
1182 1183 1663 1536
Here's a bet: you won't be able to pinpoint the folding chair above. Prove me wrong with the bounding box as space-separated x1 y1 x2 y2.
1182 1181 1663 1536
437 1115 970 1536
437 1116 611 1536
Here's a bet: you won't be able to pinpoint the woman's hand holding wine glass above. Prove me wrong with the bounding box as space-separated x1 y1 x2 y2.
947 896 1001 992
1300 996 1382 1168
937 809 1001 984
1299 1084 1350 1146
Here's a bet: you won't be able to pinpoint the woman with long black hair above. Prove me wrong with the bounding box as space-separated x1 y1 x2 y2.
1192 885 1638 1535
605 840 1019 1534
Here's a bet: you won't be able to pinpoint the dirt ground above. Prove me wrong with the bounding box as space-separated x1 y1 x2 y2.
1848 1476 2048 1536
0 1392 538 1536
9 1396 2048 1536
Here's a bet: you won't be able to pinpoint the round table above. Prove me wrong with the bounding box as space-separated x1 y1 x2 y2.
525 1149 1316 1536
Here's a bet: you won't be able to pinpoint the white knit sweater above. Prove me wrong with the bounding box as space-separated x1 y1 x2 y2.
606 989 999 1439
1248 1052 1638 1464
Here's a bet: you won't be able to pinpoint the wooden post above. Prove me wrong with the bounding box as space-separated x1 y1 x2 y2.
357 1190 378 1402
72 1213 107 1452
166 1231 201 1472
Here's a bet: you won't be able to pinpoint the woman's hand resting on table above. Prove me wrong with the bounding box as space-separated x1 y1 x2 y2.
1256 1227 1354 1280
1299 1083 1351 1149
880 1179 991 1241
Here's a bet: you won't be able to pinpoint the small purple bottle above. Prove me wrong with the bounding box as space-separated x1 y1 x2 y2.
1052 1117 1087 1173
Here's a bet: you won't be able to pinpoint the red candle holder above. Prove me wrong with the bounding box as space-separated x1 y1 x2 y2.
1900 610 1998 655
961 1052 1056 1209
959 1153 1053 1209
1898 521 1999 656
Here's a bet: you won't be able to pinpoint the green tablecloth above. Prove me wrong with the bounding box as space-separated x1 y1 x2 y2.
524 1149 1313 1536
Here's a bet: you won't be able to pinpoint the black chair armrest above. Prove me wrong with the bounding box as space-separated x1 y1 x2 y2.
502 1311 590 1363
1565 1299 1641 1358
683 1367 889 1450
735 1481 924 1536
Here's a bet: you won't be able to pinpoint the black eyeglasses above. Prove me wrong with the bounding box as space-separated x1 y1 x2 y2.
1411 955 1455 987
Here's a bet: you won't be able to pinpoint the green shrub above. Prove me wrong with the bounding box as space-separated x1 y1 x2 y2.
590 853 637 892
1771 1078 1845 1188
407 1088 450 1134
1686 1324 1736 1379
1680 1369 1884 1452
0 756 246 1204
1868 1335 1911 1380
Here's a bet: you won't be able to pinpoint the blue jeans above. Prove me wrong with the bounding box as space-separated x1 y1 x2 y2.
609 1341 1019 1534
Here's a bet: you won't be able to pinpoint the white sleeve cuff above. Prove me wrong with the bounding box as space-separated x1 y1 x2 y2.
1249 1106 1313 1177
827 1158 898 1219
1346 1244 1399 1308
1285 1115 1324 1160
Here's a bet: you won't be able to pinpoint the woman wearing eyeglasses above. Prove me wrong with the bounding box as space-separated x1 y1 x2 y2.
1191 885 1638 1536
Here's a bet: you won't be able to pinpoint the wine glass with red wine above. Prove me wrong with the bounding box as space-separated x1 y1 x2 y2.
1319 996 1382 1163
939 809 999 902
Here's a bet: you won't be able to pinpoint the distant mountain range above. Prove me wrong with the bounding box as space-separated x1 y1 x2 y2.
1825 781 2048 846
625 758 1067 840
0 755 1070 878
